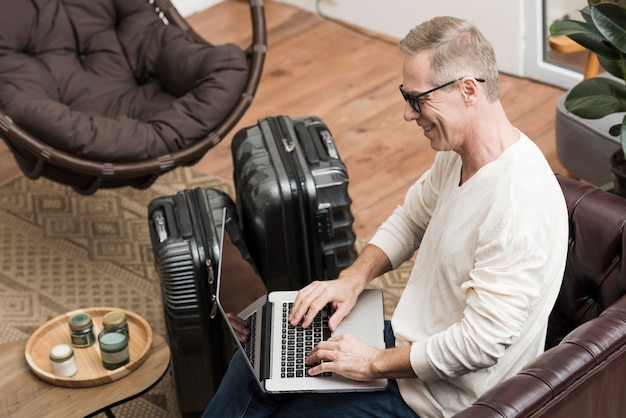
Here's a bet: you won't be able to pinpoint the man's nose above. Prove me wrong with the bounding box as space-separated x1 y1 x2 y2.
403 102 420 122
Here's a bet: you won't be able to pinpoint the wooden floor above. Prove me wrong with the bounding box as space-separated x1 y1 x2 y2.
0 0 567 238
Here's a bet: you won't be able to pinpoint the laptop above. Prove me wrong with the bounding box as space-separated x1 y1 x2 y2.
215 208 388 393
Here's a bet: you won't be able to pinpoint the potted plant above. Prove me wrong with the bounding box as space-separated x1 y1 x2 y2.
550 0 626 195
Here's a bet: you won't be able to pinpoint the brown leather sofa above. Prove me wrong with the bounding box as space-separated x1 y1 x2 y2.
454 175 626 418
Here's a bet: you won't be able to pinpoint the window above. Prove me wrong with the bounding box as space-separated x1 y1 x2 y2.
523 0 587 89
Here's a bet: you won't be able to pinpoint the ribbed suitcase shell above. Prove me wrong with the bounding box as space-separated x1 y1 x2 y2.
147 188 235 416
232 115 357 291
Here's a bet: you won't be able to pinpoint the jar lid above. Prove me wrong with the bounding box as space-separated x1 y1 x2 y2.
69 313 92 330
103 311 126 327
98 330 128 351
49 344 74 362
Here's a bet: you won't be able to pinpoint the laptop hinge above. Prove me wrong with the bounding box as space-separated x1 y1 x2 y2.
260 301 273 381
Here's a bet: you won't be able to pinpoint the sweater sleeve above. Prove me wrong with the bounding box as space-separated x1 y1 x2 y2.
411 225 548 381
369 157 443 268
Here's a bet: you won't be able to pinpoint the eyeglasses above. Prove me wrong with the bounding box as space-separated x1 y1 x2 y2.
399 77 486 113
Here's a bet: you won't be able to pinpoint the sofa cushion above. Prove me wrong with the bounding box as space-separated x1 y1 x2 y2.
0 0 249 162
547 176 626 348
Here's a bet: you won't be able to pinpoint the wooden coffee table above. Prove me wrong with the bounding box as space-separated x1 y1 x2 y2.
0 333 170 417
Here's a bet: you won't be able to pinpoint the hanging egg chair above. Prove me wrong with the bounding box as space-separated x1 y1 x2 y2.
0 0 266 194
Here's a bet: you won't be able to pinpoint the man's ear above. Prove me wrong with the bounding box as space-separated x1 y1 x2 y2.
460 77 479 105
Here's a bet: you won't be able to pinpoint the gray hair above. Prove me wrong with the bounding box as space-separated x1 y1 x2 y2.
399 16 499 101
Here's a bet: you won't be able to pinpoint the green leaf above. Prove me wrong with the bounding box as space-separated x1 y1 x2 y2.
565 77 626 118
589 0 626 8
550 19 599 37
598 55 625 79
565 95 625 118
550 19 621 60
568 77 626 100
581 5 593 24
592 3 626 53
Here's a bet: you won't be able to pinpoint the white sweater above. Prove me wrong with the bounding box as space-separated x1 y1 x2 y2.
369 134 569 418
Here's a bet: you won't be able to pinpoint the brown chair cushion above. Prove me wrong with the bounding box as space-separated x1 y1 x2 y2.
0 0 249 162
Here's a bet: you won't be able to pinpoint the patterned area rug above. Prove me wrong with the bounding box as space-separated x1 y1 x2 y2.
0 167 411 417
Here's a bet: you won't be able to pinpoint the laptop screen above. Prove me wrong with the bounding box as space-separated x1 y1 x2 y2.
217 208 268 316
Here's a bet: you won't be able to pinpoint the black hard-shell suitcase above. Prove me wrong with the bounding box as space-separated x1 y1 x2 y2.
232 115 358 291
147 187 235 417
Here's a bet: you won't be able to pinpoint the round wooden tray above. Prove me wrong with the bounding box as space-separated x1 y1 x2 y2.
25 307 153 387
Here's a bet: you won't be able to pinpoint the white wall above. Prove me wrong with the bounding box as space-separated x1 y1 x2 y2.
171 0 220 17
276 0 525 76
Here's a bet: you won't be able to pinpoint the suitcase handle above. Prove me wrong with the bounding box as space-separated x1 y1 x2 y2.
319 128 339 159
294 121 340 164
153 210 169 242
174 193 194 239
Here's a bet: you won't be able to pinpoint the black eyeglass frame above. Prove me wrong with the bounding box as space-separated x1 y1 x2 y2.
399 77 486 113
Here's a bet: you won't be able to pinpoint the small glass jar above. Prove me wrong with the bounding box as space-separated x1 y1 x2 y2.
69 313 95 348
49 344 78 377
98 329 129 370
103 311 129 340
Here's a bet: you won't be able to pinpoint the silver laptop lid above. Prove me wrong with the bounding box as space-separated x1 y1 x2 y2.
214 208 269 383
215 208 267 315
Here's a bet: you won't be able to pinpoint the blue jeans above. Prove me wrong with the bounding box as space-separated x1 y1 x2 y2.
203 321 420 418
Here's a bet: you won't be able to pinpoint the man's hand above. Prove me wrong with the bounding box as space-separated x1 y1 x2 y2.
289 244 392 331
307 334 416 381
288 278 362 331
305 334 381 381
226 313 249 343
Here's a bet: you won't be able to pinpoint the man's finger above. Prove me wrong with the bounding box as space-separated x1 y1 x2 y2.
328 305 350 331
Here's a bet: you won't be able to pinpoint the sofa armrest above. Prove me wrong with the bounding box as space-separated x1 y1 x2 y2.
453 295 626 418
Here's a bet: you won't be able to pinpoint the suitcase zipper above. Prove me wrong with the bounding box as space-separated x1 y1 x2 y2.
187 189 219 318
282 137 295 153
268 116 314 285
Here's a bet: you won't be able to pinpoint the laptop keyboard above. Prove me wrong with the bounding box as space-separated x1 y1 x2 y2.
281 303 332 378
244 312 257 367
